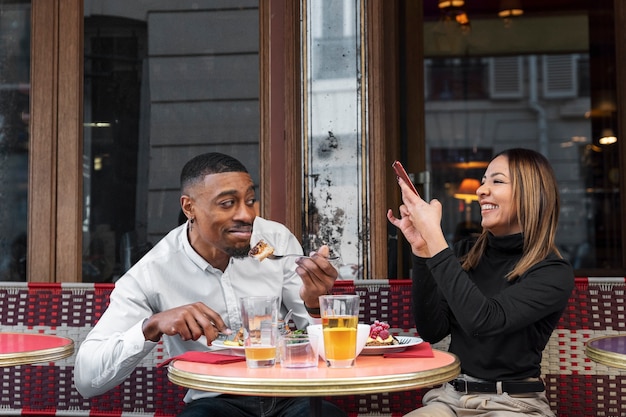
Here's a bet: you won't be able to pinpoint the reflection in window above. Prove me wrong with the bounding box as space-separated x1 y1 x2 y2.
427 58 488 101
83 16 147 282
423 4 621 271
82 3 260 282
0 2 30 281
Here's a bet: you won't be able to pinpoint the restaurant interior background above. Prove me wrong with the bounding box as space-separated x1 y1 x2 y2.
0 0 623 282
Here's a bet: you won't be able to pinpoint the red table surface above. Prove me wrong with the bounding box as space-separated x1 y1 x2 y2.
0 332 73 354
173 351 456 378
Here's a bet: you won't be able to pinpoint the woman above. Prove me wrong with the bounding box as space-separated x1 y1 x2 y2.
387 148 574 417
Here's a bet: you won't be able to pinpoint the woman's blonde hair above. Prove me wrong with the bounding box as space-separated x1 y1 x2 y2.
461 148 562 280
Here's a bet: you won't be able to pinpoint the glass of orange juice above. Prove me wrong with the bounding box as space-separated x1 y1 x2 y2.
319 294 360 368
240 296 279 368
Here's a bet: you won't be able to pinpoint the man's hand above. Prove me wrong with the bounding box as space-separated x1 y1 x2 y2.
141 302 231 345
296 245 338 312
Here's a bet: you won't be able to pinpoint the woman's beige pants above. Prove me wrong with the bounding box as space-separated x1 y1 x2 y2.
404 383 555 417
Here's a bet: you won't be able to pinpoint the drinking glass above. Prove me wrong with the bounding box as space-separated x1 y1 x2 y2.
318 294 360 368
240 296 279 368
279 333 319 368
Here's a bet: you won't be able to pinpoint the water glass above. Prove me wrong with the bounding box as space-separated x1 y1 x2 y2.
240 296 279 368
279 333 319 368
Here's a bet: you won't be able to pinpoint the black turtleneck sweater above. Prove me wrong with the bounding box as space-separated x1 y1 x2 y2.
412 233 574 381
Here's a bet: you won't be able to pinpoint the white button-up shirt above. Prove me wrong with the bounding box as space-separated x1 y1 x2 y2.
74 217 313 402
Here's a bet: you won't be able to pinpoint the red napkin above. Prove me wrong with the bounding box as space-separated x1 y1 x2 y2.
157 351 246 367
383 342 434 358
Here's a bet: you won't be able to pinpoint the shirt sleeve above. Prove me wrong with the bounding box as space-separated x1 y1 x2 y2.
73 276 158 398
411 255 454 343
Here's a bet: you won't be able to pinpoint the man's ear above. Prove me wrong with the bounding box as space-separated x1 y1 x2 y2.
180 195 193 219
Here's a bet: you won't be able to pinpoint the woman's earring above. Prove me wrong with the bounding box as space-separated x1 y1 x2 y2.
188 217 195 231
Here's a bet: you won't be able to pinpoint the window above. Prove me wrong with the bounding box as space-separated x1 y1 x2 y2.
422 2 622 273
0 1 30 282
81 4 261 282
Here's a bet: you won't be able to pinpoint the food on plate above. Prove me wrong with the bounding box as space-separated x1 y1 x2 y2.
249 239 275 261
222 327 245 346
366 320 399 346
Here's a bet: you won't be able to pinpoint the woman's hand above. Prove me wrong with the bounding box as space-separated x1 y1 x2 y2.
387 177 448 257
387 205 429 256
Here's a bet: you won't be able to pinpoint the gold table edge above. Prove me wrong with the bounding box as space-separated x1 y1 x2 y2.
585 336 626 370
168 357 461 397
0 340 74 367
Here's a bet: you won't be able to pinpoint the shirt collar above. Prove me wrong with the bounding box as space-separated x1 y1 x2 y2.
178 224 218 272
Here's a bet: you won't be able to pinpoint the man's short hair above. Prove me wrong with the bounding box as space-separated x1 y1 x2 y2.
180 152 248 192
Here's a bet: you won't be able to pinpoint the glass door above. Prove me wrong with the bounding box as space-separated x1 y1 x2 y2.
0 1 30 281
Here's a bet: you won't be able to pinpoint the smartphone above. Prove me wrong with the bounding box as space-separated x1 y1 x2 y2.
392 160 419 195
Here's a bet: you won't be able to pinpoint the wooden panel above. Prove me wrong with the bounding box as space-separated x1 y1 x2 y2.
259 0 272 220
55 0 83 282
280 1 304 236
148 9 258 55
150 101 259 145
29 0 83 282
261 0 301 228
282 0 302 234
367 0 391 279
149 55 259 102
29 0 58 282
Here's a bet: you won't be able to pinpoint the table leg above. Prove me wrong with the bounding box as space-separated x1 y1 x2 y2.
310 397 322 417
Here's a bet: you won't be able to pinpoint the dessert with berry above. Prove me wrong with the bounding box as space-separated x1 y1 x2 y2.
366 320 399 346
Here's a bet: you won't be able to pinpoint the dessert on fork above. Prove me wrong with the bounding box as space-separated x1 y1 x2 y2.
249 239 275 261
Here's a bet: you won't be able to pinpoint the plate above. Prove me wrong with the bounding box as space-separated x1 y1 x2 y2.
360 336 423 355
211 340 245 351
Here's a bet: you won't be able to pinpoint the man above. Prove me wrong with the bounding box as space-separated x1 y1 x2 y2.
74 152 346 417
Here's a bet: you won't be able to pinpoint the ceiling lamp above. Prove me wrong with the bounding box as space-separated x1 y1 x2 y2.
454 178 481 226
438 0 465 9
438 0 471 32
498 0 524 18
454 178 480 203
455 11 470 26
599 128 617 145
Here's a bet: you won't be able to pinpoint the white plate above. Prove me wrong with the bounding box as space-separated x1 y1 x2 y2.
360 336 423 355
211 340 245 351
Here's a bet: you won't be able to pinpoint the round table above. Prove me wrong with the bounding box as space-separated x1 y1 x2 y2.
0 332 74 367
585 335 626 369
168 350 460 416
